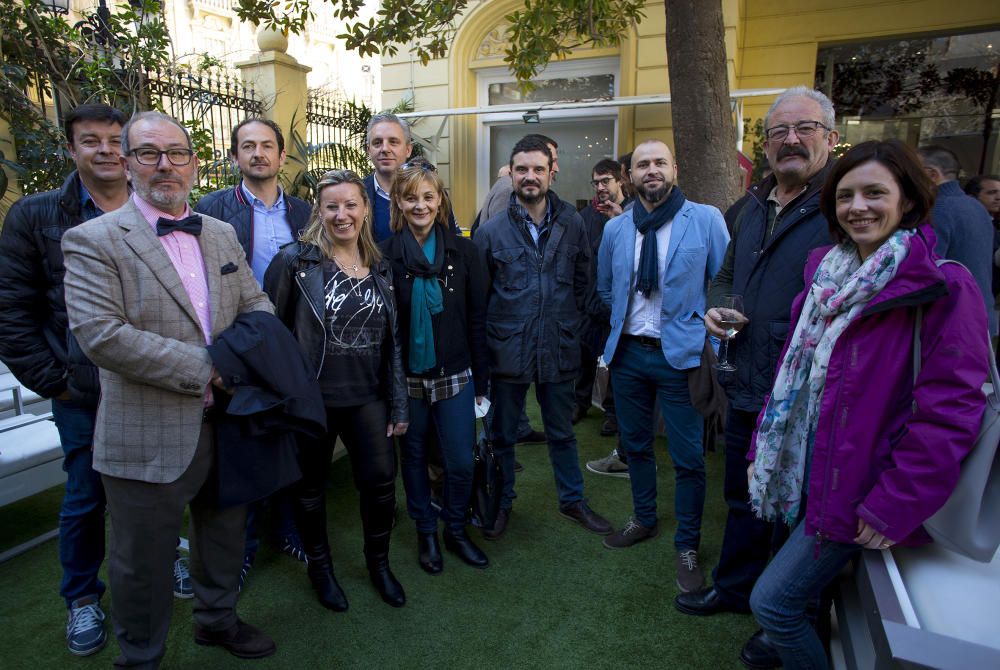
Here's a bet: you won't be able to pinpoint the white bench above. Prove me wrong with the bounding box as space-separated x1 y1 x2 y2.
0 367 45 415
0 367 65 562
0 413 65 507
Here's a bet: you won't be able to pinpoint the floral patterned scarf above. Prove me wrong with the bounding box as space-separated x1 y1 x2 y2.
749 229 914 525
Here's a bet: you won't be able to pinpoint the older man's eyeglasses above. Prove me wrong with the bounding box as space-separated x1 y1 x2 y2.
590 176 616 188
129 148 195 166
764 121 830 142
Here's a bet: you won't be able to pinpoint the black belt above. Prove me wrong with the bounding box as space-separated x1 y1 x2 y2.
623 333 661 348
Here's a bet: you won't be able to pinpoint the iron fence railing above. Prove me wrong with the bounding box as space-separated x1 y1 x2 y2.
147 66 263 189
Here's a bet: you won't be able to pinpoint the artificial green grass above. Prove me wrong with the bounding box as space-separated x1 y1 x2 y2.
0 401 757 669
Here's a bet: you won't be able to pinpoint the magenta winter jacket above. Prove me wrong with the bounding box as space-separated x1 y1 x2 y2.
750 224 988 546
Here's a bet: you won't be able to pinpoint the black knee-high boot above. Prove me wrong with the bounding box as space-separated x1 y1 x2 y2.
295 487 348 612
361 480 405 607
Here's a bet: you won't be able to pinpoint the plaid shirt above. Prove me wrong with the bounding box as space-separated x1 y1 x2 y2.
407 368 472 404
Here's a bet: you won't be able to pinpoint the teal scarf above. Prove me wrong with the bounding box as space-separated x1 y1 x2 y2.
404 226 444 373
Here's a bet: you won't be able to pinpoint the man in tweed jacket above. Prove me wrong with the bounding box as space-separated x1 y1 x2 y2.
62 111 276 667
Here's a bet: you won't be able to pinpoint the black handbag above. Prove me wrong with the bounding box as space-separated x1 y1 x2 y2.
469 418 504 530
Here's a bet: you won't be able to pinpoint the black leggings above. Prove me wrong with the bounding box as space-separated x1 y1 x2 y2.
295 399 397 562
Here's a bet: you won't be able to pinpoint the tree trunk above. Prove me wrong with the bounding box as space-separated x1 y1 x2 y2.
664 0 742 210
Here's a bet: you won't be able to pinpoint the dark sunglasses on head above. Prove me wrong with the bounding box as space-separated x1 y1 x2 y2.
401 160 437 172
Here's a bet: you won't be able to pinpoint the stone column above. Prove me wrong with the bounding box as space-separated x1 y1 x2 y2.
235 27 312 191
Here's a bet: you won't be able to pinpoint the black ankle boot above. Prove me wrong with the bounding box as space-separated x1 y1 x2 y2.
307 563 349 612
366 553 406 607
417 532 443 574
443 529 489 568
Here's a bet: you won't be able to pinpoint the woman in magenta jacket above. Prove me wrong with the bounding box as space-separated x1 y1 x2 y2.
747 139 989 670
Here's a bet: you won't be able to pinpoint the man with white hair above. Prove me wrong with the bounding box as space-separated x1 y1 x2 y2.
675 87 840 670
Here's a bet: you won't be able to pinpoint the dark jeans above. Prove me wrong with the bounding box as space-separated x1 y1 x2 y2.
750 521 860 670
295 399 397 559
611 338 705 550
575 339 616 419
401 383 475 534
51 397 106 607
491 378 585 510
712 404 789 611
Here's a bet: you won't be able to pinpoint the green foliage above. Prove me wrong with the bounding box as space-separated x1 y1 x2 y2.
181 118 238 206
742 118 767 182
504 0 645 85
231 0 646 88
0 0 170 203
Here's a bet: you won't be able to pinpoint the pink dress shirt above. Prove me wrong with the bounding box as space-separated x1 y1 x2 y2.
133 194 213 405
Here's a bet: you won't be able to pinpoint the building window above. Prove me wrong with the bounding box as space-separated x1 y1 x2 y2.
477 57 620 209
815 29 1000 176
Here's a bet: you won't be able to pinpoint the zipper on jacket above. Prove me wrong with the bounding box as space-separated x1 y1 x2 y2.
295 268 327 379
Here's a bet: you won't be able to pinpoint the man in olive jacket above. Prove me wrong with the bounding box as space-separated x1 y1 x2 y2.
474 136 612 540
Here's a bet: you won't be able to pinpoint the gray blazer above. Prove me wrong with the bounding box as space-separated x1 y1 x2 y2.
62 199 273 484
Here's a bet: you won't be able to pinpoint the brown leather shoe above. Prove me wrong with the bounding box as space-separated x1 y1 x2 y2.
194 619 276 659
481 508 510 541
559 501 613 535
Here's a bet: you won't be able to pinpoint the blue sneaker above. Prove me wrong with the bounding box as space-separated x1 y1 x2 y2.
66 595 107 656
173 553 194 599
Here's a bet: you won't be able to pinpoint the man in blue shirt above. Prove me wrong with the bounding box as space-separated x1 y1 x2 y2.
0 104 129 657
196 118 310 286
195 118 311 584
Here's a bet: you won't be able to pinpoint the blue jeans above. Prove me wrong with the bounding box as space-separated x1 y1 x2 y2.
750 521 860 670
401 383 476 534
51 397 106 607
610 338 705 550
491 378 585 510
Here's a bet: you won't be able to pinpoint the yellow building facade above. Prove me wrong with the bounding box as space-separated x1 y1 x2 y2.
382 0 1000 224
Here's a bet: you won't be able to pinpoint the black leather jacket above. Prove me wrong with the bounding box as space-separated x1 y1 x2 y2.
263 241 408 424
0 171 99 403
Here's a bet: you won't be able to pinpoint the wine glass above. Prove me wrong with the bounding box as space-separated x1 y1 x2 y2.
714 294 747 372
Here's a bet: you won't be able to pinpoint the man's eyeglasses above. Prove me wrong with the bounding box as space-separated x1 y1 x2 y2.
764 121 831 142
590 176 617 188
129 148 195 166
401 160 437 172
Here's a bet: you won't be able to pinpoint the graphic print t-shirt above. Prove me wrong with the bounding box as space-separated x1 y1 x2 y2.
318 261 387 406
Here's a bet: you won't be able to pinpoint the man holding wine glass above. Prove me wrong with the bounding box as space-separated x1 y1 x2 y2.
675 86 839 670
596 140 729 593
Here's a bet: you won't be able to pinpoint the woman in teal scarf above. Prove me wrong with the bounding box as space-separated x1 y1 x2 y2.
380 160 492 574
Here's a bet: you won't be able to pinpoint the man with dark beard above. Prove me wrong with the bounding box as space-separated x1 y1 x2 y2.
597 140 729 595
474 135 613 540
